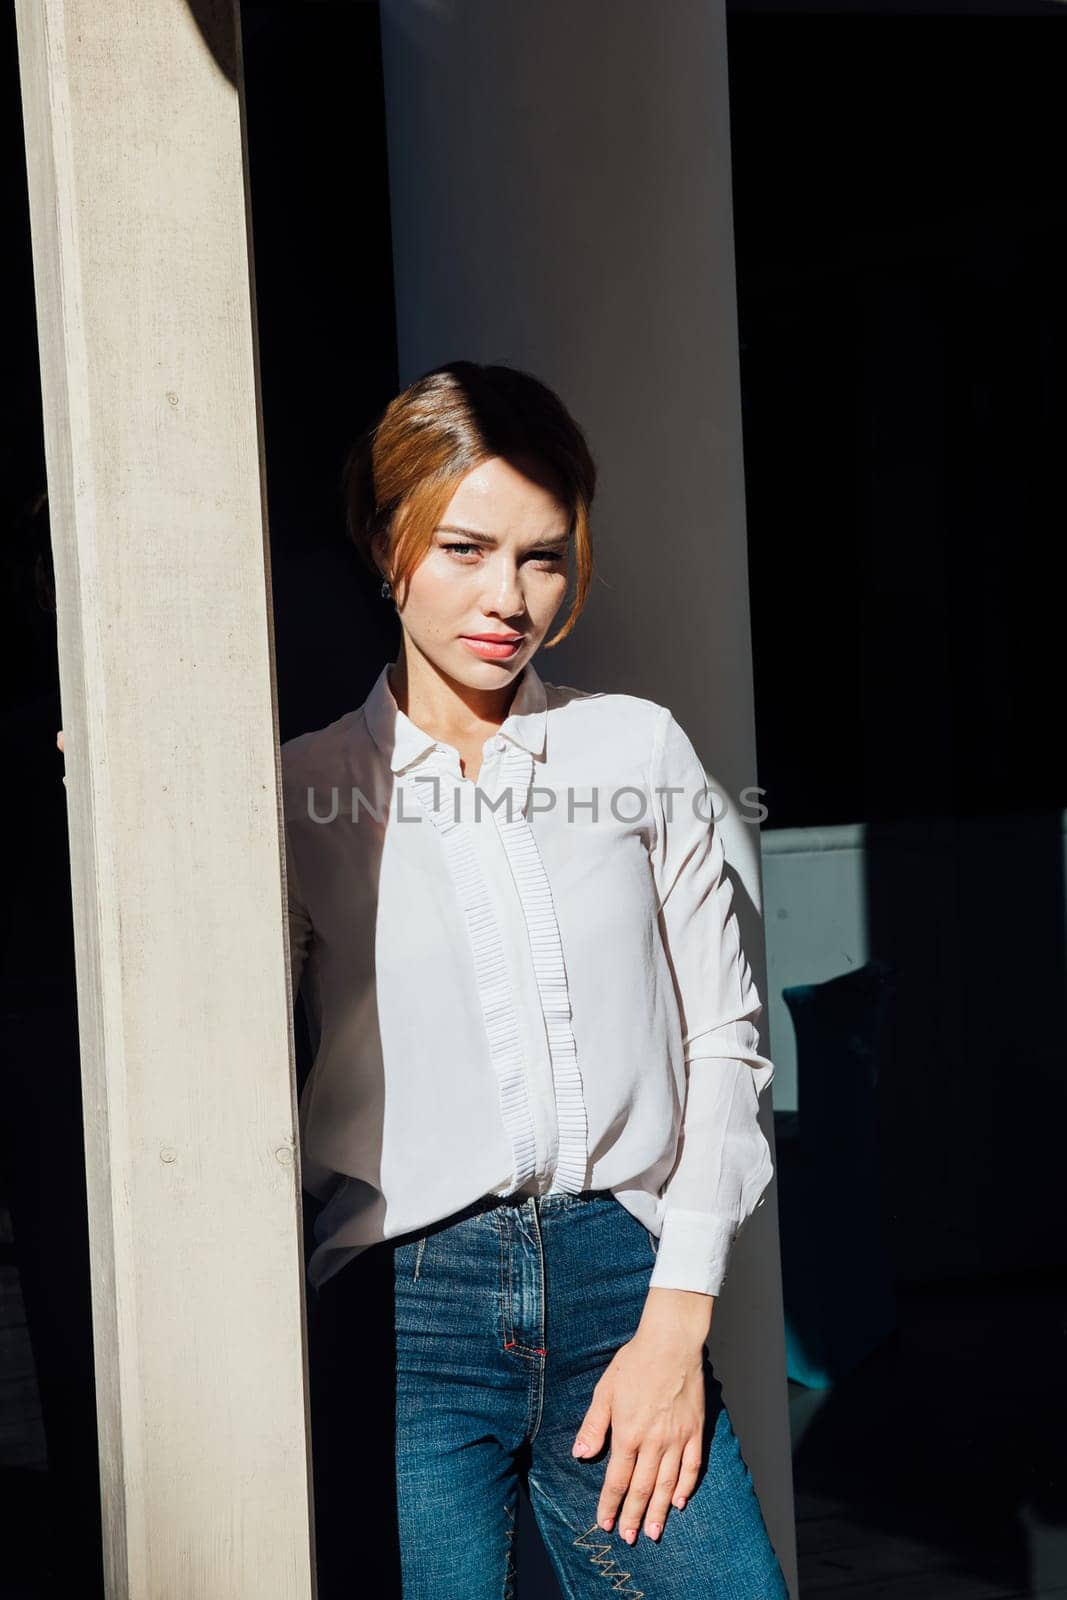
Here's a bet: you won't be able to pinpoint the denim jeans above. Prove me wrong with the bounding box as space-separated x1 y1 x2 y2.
308 1188 789 1599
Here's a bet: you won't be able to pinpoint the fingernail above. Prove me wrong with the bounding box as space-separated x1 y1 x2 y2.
599 1516 614 1531
572 1440 588 1458
647 1522 662 1539
674 1495 687 1510
623 1528 637 1544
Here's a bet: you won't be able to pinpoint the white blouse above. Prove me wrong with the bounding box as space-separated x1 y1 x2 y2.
282 660 775 1297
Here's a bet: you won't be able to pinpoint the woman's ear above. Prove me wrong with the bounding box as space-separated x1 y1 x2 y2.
369 526 390 581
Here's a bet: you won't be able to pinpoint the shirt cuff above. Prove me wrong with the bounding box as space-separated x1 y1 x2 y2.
646 1207 739 1297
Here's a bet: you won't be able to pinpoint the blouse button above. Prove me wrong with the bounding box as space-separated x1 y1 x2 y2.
493 735 507 752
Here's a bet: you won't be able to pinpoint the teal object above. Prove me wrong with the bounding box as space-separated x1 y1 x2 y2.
776 960 899 1388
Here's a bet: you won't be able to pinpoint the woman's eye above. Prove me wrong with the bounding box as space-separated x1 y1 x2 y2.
441 543 565 570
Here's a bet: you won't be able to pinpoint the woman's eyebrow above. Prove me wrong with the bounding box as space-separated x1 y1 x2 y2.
435 524 570 548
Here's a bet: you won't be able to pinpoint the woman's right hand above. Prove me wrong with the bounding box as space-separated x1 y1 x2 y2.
57 728 66 787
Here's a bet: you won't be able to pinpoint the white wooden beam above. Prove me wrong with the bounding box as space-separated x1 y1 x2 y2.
14 3 315 1595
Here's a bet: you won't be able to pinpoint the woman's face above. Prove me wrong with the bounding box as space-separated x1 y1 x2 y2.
386 455 572 688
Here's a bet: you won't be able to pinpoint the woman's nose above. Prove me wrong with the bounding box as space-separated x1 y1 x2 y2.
482 560 524 613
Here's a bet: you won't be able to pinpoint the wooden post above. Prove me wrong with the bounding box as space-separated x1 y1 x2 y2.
14 3 315 1594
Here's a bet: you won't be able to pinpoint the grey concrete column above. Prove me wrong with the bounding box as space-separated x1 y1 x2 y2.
15 3 314 1595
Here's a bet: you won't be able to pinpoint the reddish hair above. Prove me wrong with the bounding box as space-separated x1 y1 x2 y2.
342 361 596 648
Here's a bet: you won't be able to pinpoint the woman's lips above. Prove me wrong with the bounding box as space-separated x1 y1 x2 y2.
460 636 523 660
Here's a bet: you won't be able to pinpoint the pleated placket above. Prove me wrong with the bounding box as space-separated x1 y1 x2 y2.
491 742 589 1194
405 739 590 1198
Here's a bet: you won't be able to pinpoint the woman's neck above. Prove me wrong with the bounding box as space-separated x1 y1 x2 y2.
388 652 521 745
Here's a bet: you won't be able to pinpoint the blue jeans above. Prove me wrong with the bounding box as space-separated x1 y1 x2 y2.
308 1188 789 1599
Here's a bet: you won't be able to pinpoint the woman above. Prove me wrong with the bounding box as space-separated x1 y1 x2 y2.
285 359 788 1598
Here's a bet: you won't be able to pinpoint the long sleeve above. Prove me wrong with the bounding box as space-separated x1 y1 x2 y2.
646 705 775 1297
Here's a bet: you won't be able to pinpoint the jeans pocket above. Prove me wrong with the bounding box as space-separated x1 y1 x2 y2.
645 1227 659 1259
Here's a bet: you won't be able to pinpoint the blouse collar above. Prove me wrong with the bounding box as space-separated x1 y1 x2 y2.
363 657 549 774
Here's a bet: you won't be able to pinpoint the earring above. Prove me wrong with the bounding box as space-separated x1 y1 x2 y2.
380 577 392 600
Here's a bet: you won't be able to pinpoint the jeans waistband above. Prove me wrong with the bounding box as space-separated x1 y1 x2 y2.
488 1186 613 1213
394 1187 615 1246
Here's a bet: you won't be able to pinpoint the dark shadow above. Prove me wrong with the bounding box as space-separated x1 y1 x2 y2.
305 1240 404 1597
729 6 1067 1595
183 0 239 86
1 10 103 1576
775 961 898 1389
238 0 401 742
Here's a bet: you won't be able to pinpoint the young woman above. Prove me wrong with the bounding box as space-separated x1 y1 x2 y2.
283 361 789 1599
